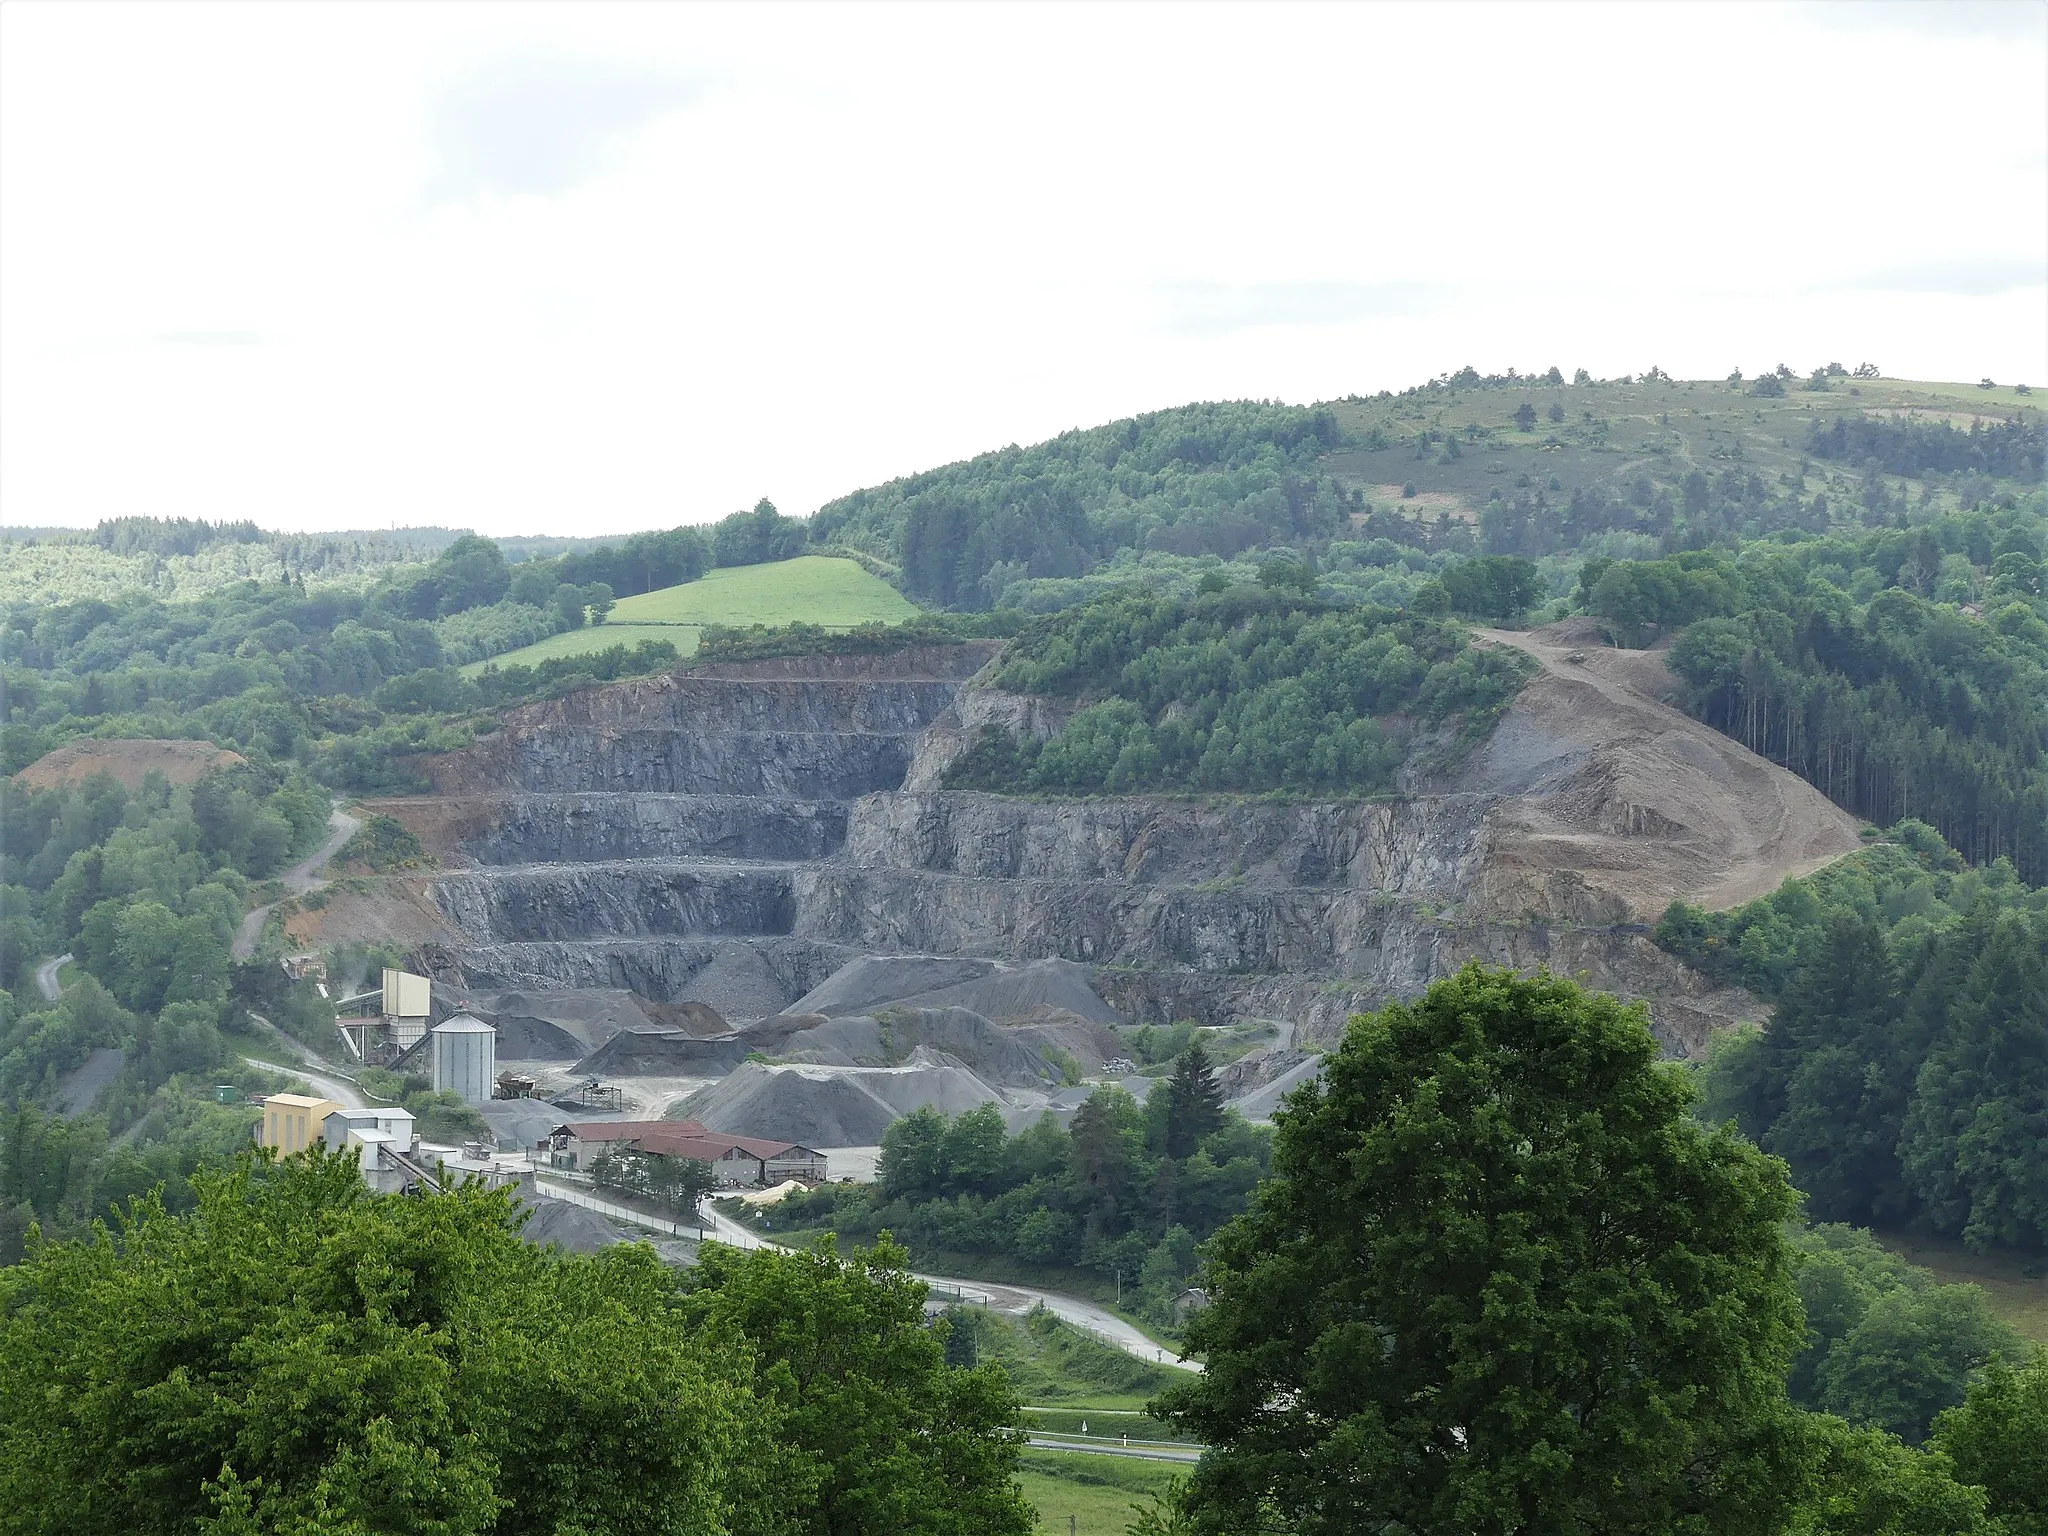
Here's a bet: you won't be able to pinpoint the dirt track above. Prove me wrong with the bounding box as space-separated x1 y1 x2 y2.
1469 623 1862 918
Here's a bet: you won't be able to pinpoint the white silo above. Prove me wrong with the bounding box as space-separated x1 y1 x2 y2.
430 1014 496 1106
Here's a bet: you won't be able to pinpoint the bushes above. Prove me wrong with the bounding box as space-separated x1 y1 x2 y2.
339 813 426 873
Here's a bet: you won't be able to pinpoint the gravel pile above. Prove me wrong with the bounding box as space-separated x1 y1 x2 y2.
518 1194 631 1253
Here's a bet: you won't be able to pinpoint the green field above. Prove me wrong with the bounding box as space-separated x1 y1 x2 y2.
1875 1230 2048 1345
458 622 700 676
610 554 919 627
460 555 920 674
1015 1449 1183 1534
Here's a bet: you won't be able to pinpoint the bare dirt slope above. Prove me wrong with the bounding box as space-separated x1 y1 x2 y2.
14 737 243 791
1466 622 1862 921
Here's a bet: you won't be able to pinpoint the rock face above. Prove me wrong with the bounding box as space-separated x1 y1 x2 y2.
370 634 1840 1060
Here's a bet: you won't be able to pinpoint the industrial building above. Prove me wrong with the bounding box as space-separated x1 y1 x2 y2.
538 1119 827 1187
318 1107 421 1193
430 1014 496 1105
259 1094 346 1155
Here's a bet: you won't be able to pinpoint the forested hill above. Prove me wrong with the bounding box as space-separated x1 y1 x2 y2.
810 400 1358 607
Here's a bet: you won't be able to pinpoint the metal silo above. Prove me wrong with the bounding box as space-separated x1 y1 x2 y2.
430 1014 497 1106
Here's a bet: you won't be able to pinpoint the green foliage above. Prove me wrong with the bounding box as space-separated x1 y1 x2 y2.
0 1151 1039 1536
1788 1415 1998 1536
1669 831 2048 1253
812 400 1357 609
1600 517 2048 881
677 1236 1036 1536
339 812 427 872
944 588 1529 796
592 1142 716 1214
0 1149 758 1535
774 1092 1269 1330
1788 1225 2025 1442
1160 964 1812 1536
1932 1351 2048 1534
693 610 1019 667
1439 554 1540 621
1807 413 2044 481
1160 1044 1224 1161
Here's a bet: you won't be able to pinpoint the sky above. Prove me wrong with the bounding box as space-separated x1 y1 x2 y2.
3 1 2044 538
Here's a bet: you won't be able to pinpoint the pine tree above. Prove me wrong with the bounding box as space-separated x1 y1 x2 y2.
1163 1042 1225 1160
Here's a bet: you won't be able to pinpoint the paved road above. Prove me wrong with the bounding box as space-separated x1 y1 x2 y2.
695 1199 1197 1371
242 1055 367 1110
232 804 361 961
534 1175 706 1238
33 951 71 1002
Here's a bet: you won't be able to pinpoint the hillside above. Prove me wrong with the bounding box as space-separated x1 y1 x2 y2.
460 555 920 674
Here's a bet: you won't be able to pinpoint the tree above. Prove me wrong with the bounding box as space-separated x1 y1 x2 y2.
1159 964 1811 1536
1513 401 1537 431
679 1237 1034 1536
1068 1087 1141 1222
1441 555 1540 622
1790 1416 1996 1536
1814 1285 2023 1444
0 1149 757 1536
1162 1043 1224 1160
879 1105 949 1202
1933 1352 2048 1534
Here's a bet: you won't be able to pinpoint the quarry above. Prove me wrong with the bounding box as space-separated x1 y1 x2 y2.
311 626 1862 1154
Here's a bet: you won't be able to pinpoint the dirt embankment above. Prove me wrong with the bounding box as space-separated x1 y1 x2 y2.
13 738 244 791
1465 622 1862 921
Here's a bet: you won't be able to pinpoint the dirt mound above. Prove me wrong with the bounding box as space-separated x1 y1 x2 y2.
488 1015 590 1058
676 944 796 1020
788 955 998 1016
899 959 1121 1024
14 738 245 792
788 954 1118 1026
1464 629 1863 919
477 1098 570 1148
672 1057 1004 1147
572 1029 752 1077
760 1001 1120 1088
56 1048 126 1119
517 1194 631 1253
462 988 728 1059
855 1052 1005 1117
675 1063 902 1147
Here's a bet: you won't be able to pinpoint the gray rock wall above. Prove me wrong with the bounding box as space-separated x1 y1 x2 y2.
399 644 1755 1055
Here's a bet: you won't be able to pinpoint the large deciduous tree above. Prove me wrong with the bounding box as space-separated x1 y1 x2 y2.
679 1237 1035 1536
1159 964 1811 1536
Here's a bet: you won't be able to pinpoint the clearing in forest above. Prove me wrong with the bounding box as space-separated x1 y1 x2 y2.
463 555 919 673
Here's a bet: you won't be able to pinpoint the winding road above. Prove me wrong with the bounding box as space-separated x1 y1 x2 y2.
231 804 361 962
241 1054 367 1110
692 1196 1197 1371
33 952 71 1002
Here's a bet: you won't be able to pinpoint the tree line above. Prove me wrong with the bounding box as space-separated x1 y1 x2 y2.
748 1045 1261 1329
811 400 1360 609
1659 823 2047 1255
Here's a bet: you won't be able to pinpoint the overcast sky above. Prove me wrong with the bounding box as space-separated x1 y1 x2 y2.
3 2 2044 537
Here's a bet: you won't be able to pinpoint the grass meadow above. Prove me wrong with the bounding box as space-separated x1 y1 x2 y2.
461 555 919 674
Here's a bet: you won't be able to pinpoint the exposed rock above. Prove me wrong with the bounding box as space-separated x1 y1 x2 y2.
344 637 1843 1066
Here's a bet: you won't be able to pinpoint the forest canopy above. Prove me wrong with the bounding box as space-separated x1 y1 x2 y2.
944 587 1530 795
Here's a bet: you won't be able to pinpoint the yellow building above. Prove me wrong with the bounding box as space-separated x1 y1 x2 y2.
260 1093 346 1155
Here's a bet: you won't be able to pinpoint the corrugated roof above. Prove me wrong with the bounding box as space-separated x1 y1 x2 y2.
432 1014 496 1034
